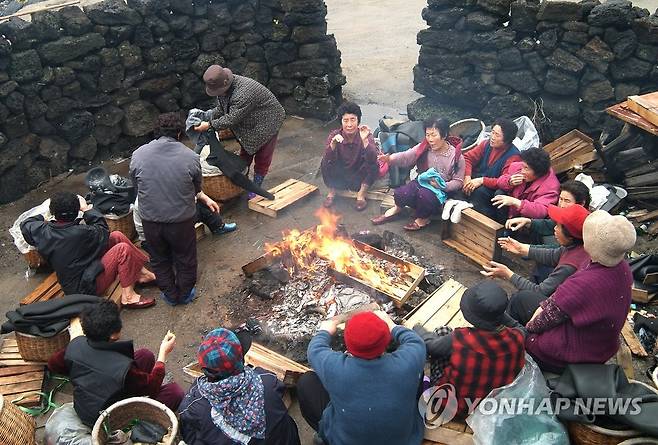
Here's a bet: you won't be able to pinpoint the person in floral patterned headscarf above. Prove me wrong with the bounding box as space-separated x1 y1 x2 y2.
178 328 300 445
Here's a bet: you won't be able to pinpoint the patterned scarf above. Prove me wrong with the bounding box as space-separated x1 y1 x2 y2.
197 367 266 444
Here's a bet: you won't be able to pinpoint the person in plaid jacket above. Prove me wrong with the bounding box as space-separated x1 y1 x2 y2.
415 280 526 417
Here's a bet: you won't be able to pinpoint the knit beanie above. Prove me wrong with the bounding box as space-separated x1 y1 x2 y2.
344 312 391 360
197 328 244 379
583 210 636 267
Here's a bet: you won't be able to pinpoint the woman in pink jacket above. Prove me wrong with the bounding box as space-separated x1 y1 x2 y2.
490 147 559 223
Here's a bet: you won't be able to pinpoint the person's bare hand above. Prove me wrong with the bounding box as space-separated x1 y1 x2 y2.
319 319 338 336
505 217 531 232
377 153 391 164
497 236 527 256
359 125 371 144
491 194 521 209
78 195 91 212
330 133 344 150
529 307 543 323
194 121 210 132
374 310 396 331
205 197 220 213
158 330 176 362
481 261 513 280
509 173 525 186
463 177 483 195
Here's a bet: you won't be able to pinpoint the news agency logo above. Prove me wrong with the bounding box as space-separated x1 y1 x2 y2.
418 383 459 428
419 384 643 429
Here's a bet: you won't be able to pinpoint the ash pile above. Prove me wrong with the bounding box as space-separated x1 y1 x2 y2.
234 230 445 353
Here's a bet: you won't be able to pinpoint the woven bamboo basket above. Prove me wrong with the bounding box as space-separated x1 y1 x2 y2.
15 329 70 363
449 118 485 152
92 397 178 445
202 174 243 202
104 210 137 241
23 250 46 269
0 394 36 445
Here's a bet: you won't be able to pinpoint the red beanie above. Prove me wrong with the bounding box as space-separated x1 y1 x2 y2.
344 312 391 360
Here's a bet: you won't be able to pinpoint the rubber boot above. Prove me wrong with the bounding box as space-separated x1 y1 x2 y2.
248 174 265 200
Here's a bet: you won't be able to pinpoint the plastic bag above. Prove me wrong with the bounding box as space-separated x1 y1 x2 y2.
475 116 539 152
9 199 52 254
466 355 569 445
44 403 92 445
512 116 540 152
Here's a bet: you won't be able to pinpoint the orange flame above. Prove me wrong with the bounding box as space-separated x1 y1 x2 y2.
265 208 410 296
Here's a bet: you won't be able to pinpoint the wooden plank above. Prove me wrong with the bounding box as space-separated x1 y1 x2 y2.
627 93 658 128
248 179 318 218
10 393 41 407
424 287 467 331
270 183 318 211
335 189 393 202
616 339 634 380
21 272 59 305
0 359 47 366
606 102 658 137
0 378 43 395
636 210 658 224
424 425 474 445
632 285 656 303
404 279 463 328
622 321 648 357
242 251 279 276
447 310 472 329
443 239 491 267
460 208 503 232
3 338 17 347
0 371 44 386
0 365 44 378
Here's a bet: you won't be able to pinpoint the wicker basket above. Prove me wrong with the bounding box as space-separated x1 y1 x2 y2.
202 174 243 202
0 394 36 445
15 329 70 363
92 397 178 445
105 210 137 241
23 250 46 269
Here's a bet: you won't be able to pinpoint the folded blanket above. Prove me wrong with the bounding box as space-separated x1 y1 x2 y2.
2 294 101 337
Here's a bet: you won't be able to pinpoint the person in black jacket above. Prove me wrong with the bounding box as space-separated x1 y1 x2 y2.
179 328 300 445
21 192 155 309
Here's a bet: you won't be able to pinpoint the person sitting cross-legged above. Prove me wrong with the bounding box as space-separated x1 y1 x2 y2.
178 327 301 445
373 117 465 231
47 301 184 427
296 311 426 445
320 101 379 211
21 191 155 309
414 280 526 418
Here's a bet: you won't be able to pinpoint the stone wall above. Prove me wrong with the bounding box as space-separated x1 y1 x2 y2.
0 0 344 203
409 0 658 140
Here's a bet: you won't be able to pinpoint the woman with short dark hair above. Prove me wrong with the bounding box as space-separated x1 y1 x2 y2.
320 101 379 211
489 147 560 223
373 117 465 230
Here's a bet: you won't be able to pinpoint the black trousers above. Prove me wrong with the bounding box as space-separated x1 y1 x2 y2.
296 371 331 433
196 201 223 232
507 289 548 326
470 186 509 223
142 218 196 302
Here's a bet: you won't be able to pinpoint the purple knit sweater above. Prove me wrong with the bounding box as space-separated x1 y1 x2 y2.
526 261 632 368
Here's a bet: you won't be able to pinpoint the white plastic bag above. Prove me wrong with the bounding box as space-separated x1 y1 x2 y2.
9 199 52 254
44 403 92 445
512 116 540 152
475 116 540 152
466 355 569 445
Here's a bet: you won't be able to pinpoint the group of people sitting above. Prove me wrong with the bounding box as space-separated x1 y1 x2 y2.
322 101 562 231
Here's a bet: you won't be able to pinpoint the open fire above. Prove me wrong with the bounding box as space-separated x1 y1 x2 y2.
263 208 425 306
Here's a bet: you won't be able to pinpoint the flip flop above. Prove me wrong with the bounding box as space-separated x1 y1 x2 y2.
403 221 429 231
354 199 368 211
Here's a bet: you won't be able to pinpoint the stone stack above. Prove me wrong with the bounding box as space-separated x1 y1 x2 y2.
409 0 658 141
0 0 344 203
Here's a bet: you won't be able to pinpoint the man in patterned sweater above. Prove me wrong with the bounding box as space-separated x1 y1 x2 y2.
194 65 285 198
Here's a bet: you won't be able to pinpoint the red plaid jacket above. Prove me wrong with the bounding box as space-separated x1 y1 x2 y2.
438 327 525 416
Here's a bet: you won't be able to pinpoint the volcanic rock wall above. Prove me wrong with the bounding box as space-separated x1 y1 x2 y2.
409 0 658 140
0 0 344 203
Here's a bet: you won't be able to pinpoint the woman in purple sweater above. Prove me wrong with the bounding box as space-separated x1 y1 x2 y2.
373 118 465 231
524 210 636 373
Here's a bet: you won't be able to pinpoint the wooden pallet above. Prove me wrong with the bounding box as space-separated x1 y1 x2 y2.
248 179 318 218
627 92 658 128
423 421 474 445
543 129 598 175
183 342 311 386
442 209 504 267
404 279 472 330
0 338 46 407
632 284 657 303
20 273 122 306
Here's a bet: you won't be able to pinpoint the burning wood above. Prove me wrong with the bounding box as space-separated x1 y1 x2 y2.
248 209 425 307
